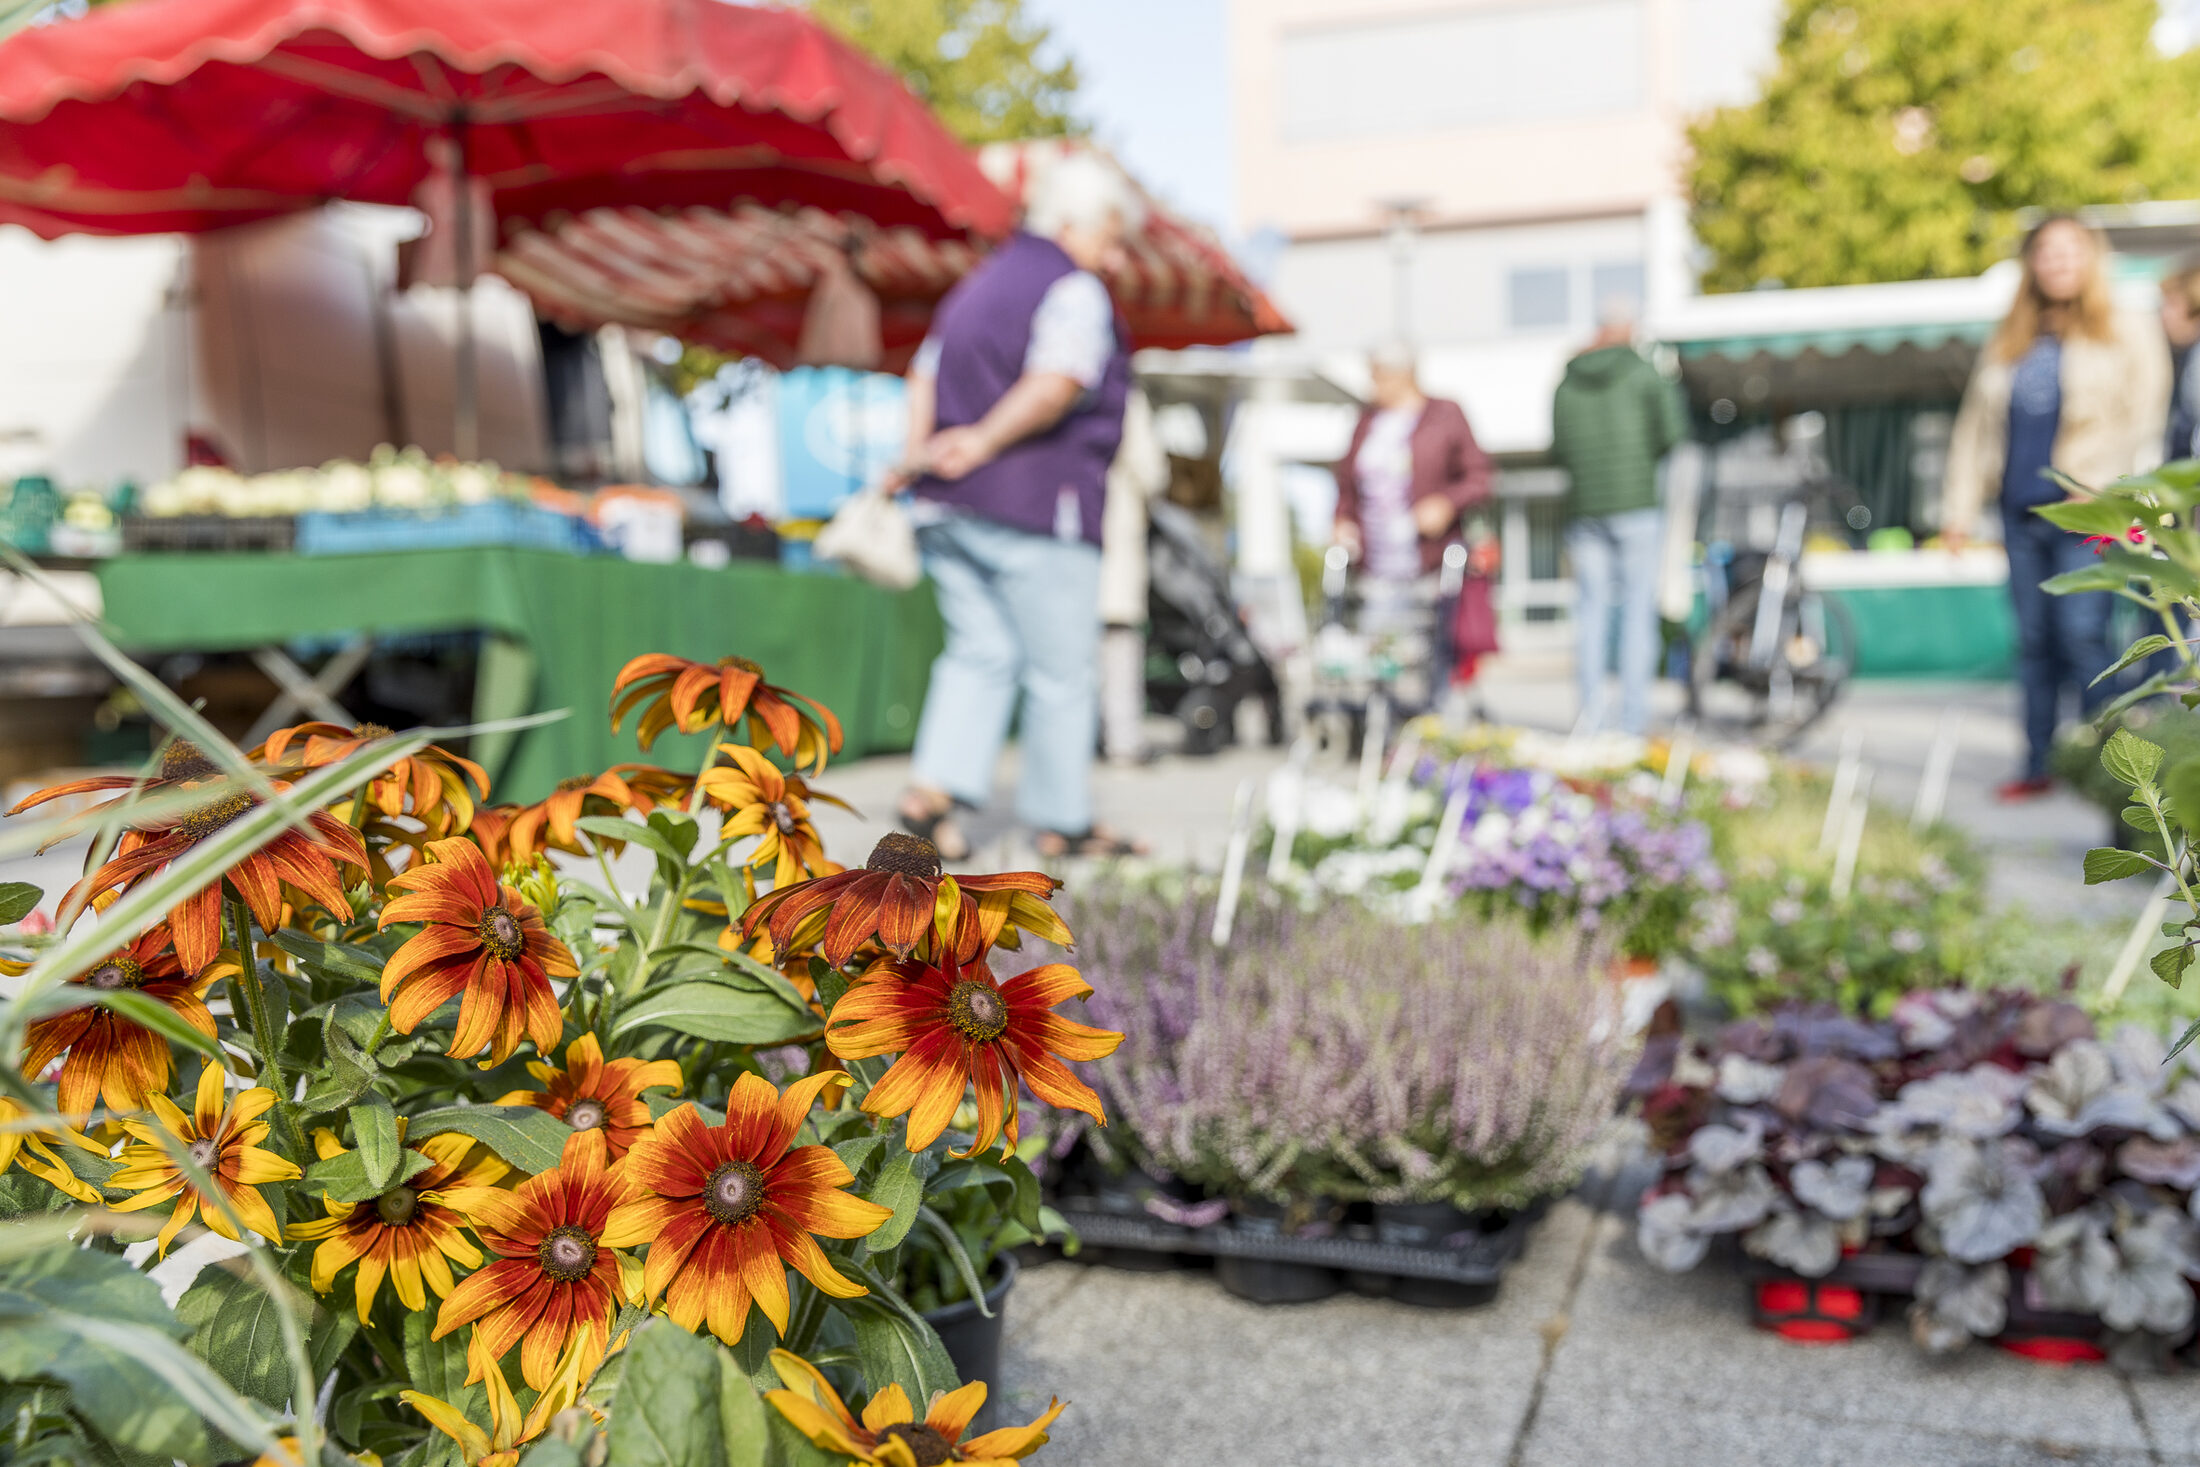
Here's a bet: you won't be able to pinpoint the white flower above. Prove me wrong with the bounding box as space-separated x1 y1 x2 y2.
1889 928 1924 955
1769 898 1804 925
1745 946 1778 977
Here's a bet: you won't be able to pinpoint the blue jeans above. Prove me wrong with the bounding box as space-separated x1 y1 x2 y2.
911 515 1102 833
1568 507 1664 735
2003 504 2113 779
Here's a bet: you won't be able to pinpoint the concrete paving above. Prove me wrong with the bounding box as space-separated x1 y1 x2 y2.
0 643 2184 1466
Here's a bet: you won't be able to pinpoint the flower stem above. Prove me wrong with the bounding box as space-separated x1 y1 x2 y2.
224 889 306 1158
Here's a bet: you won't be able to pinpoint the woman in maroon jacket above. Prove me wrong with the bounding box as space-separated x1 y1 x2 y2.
1331 349 1499 688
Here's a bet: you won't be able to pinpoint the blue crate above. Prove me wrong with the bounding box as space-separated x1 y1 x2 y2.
294 503 603 557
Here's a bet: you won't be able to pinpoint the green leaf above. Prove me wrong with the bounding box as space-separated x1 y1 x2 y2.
718 944 824 1018
0 1245 285 1462
647 809 701 862
2168 1015 2200 1065
2100 671 2180 725
270 932 386 988
0 882 40 925
840 1286 960 1409
832 1133 884 1181
2152 945 2194 990
577 815 685 865
605 1321 724 1467
2093 635 2176 687
2034 497 2143 537
2121 803 2167 835
2083 847 2156 884
350 1094 402 1193
303 1145 435 1206
401 1307 473 1402
2103 728 2167 787
174 1265 348 1411
916 1206 993 1318
865 1153 924 1252
718 1349 769 1467
611 982 819 1046
404 1105 576 1174
296 1027 378 1117
2163 757 2200 838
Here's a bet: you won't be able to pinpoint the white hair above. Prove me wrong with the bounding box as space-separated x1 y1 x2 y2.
1025 152 1146 238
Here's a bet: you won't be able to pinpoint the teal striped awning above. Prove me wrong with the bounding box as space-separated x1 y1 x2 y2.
1674 319 1994 362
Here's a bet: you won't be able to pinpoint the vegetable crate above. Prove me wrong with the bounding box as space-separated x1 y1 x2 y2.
121 513 296 552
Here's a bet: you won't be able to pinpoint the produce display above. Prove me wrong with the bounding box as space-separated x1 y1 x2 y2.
140 446 545 518
1633 991 2200 1357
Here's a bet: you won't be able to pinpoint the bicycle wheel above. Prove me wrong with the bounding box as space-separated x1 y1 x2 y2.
1686 583 1856 746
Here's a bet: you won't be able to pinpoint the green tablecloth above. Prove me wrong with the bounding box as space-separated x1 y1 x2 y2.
97 549 944 802
1821 584 2014 678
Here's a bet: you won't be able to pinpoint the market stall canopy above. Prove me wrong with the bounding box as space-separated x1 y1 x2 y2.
498 139 1292 370
0 0 1013 242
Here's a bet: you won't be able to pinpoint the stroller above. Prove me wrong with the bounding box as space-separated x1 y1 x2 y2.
1304 541 1470 755
1142 498 1283 756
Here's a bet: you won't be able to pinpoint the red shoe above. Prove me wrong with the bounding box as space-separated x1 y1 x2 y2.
1996 776 2054 802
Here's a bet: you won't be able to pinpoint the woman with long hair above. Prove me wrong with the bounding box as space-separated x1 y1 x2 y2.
1943 215 2166 800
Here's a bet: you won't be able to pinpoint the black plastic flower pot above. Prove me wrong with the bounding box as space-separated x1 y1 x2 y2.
1366 1202 1503 1308
921 1253 1018 1433
1217 1197 1341 1304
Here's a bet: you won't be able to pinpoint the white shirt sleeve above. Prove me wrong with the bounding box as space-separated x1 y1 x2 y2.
1024 271 1116 388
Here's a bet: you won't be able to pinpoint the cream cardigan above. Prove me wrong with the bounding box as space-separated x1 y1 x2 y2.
1942 312 2168 535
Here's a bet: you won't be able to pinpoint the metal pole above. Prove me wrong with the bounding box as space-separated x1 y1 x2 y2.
452 117 478 462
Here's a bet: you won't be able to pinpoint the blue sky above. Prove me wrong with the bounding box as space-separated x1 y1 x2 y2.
1024 0 1236 235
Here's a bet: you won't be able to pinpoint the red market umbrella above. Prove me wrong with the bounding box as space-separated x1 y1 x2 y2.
0 0 1012 448
498 139 1292 370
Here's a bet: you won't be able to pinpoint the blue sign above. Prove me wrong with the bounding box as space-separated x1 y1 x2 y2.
776 367 907 520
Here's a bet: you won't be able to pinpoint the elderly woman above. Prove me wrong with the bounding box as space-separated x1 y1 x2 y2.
1943 215 2166 800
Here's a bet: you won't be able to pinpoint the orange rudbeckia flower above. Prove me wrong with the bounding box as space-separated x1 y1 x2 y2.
13 740 368 970
256 721 489 838
498 767 691 865
699 743 847 888
434 1127 637 1391
739 834 1060 969
601 1073 891 1345
378 837 574 1067
291 1127 511 1324
610 653 842 773
493 1032 681 1160
21 925 222 1120
110 1064 303 1255
765 1349 1064 1466
403 1326 600 1467
827 956 1121 1158
0 1096 105 1205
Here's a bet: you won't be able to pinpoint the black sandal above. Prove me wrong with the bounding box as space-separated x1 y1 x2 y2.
897 795 973 862
1033 826 1148 859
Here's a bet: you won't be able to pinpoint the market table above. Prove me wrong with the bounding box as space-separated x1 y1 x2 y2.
96 548 944 802
1799 547 2014 678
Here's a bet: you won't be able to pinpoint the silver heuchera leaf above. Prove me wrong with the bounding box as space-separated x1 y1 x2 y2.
2098 1210 2200 1334
1686 1161 1779 1233
2117 1137 2200 1190
1716 1054 1785 1105
2165 1077 2200 1132
1744 1207 1842 1277
2107 1024 2171 1094
1638 1191 1710 1273
1884 1066 2027 1139
1921 1139 2045 1264
1687 1116 1765 1175
1908 1259 2009 1354
1790 1155 1875 1222
2033 1209 2117 1316
2026 1041 2128 1135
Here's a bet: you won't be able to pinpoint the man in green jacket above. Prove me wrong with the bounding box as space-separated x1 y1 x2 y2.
1550 304 1689 735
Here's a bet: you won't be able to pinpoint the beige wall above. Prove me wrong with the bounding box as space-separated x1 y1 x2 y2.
1231 0 1778 240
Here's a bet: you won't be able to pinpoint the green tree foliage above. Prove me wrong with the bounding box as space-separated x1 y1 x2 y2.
808 0 1080 144
1688 0 2200 291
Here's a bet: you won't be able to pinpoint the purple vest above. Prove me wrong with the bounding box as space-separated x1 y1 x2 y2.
912 232 1131 545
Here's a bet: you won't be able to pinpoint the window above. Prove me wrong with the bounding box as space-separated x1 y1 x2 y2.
1588 260 1646 321
1508 267 1572 330
1278 1 1645 144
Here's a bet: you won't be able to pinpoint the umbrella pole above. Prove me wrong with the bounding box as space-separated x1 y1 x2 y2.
452 119 479 462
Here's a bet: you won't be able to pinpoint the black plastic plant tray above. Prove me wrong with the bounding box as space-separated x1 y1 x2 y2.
1051 1202 1534 1285
1739 1251 1923 1296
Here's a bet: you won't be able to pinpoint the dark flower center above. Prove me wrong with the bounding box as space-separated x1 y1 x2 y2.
179 790 256 840
703 1159 766 1225
566 1098 607 1132
87 956 144 992
375 1186 419 1226
161 741 219 781
478 905 525 960
880 1423 956 1466
725 656 763 675
538 1225 596 1282
556 776 594 793
769 801 798 836
351 723 393 740
185 1137 220 1171
866 832 942 880
947 981 1008 1044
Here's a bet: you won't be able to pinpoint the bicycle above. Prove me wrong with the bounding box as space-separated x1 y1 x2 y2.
1684 493 1858 747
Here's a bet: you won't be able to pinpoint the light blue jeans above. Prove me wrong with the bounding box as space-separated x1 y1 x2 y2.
1567 507 1663 735
911 515 1102 834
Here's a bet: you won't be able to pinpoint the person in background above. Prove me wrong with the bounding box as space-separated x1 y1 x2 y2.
2160 250 2200 462
1330 346 1495 702
1549 301 1688 736
1097 385 1169 764
1943 215 2167 801
884 152 1148 859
